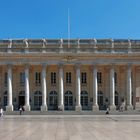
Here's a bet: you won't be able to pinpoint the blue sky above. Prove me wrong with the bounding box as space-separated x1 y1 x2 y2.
0 0 140 39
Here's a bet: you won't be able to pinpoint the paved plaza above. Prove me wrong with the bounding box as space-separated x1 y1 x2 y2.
1 115 140 140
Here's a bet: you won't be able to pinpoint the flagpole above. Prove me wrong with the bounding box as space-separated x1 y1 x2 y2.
68 8 70 48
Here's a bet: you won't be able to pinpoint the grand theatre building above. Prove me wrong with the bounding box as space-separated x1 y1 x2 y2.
0 38 140 111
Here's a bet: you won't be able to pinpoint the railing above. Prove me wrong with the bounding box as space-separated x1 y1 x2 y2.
0 38 140 54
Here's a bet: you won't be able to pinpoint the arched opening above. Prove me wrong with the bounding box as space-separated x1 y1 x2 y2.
64 90 73 110
3 91 8 108
81 91 88 110
98 91 104 110
49 91 58 110
19 91 25 108
115 91 119 109
34 91 42 110
132 92 134 106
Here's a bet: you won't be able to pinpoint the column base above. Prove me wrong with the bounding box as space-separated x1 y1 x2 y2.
24 105 30 111
41 105 48 111
75 105 82 111
59 49 63 53
127 105 133 110
58 105 64 111
135 103 140 110
109 105 116 111
6 105 13 111
92 105 99 111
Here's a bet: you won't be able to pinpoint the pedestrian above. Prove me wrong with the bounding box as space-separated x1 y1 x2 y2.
19 106 22 115
120 105 123 112
106 107 109 115
22 106 25 114
22 106 25 111
0 107 3 117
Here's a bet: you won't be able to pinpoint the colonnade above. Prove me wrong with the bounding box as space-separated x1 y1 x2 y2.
5 64 133 111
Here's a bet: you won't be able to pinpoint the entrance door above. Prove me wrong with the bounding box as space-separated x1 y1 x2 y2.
115 91 119 109
98 91 104 110
34 91 42 110
81 91 88 110
49 91 58 110
64 91 73 110
19 91 25 108
19 96 25 107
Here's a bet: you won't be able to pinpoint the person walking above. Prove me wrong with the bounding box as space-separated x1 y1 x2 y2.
22 106 25 114
106 107 109 115
0 107 4 117
19 106 22 115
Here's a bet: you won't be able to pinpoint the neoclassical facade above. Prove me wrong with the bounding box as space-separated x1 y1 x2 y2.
0 39 140 111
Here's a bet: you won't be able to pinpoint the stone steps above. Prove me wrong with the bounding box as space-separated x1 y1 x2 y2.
4 110 140 115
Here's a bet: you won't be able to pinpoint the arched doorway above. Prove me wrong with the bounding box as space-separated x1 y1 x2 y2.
98 91 103 110
64 90 73 110
34 91 42 110
19 91 25 108
81 91 88 110
49 91 58 110
3 91 8 109
132 92 134 106
115 91 119 109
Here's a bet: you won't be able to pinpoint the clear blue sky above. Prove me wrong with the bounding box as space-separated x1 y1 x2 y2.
0 0 140 39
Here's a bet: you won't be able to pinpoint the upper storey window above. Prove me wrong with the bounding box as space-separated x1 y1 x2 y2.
66 72 71 84
20 72 25 86
35 72 41 85
115 72 117 85
51 72 56 84
81 72 87 84
4 73 7 87
97 72 102 84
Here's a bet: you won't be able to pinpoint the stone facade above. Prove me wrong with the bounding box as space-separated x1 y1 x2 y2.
0 39 140 111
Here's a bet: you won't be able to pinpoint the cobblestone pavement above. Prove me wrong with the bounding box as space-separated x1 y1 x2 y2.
0 115 140 140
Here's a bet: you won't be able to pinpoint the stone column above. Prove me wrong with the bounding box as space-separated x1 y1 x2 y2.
92 65 99 111
58 64 64 111
110 65 116 111
24 65 30 111
41 64 48 111
127 65 133 110
75 64 82 111
6 65 13 111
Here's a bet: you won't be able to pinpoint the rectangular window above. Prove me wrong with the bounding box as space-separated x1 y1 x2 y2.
66 72 71 83
51 72 56 84
20 72 25 86
4 73 7 87
81 72 87 84
115 72 117 85
97 72 102 84
35 72 41 85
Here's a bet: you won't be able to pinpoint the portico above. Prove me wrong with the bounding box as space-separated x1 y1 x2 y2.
1 63 134 112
